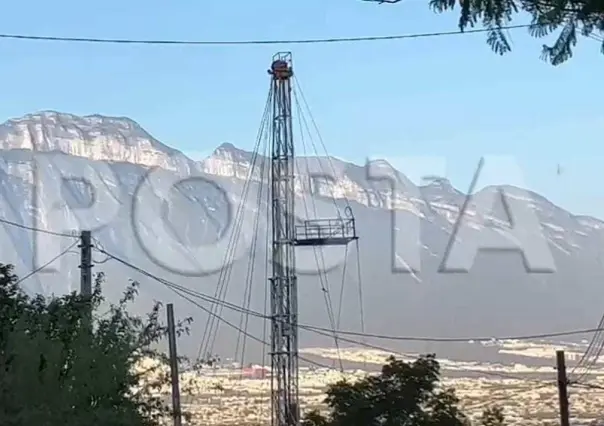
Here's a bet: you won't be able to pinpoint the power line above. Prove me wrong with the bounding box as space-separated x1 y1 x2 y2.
300 324 604 343
0 24 531 46
95 247 604 345
98 246 551 377
15 240 79 285
0 217 77 238
93 246 588 384
175 285 552 381
91 237 112 264
299 326 556 385
571 381 604 391
96 248 332 370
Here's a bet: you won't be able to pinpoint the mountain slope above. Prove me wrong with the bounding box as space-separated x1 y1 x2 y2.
0 111 602 361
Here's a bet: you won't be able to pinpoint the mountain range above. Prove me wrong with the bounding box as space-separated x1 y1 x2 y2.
0 110 602 361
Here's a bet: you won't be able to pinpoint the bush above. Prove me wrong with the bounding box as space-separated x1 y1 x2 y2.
0 264 193 426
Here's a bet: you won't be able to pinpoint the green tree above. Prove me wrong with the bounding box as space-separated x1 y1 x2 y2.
480 406 506 426
0 263 194 426
366 0 604 65
302 354 469 426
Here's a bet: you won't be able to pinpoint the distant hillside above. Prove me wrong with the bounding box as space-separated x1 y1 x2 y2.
0 111 602 361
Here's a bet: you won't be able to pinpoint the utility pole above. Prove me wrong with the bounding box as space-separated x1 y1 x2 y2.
79 230 93 297
556 350 570 426
78 230 93 332
79 230 93 330
167 303 183 426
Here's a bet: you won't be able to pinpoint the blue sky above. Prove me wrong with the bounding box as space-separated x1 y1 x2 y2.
1 0 603 217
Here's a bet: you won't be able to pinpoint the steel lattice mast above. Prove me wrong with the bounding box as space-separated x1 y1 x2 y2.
268 52 299 426
267 52 358 426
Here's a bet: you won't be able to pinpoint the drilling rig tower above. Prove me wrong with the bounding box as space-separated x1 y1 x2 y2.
267 52 358 426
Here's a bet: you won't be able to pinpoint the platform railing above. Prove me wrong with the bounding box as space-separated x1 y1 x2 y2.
294 218 357 242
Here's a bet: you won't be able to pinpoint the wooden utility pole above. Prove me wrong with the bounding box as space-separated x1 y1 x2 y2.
79 230 93 297
556 350 570 426
79 230 93 330
167 303 183 426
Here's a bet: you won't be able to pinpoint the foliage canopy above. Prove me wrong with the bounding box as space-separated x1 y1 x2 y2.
434 0 604 64
0 261 511 426
0 263 192 426
302 354 505 426
371 0 604 65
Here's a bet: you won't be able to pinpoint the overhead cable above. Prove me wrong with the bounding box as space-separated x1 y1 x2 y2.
99 246 544 377
569 311 604 383
0 217 77 238
15 240 79 285
572 381 604 390
284 322 555 385
95 246 604 344
0 24 531 46
198 83 272 361
300 324 604 343
98 247 332 370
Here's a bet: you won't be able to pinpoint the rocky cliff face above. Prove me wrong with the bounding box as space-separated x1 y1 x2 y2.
0 111 193 170
0 112 438 213
4 111 594 238
0 111 603 359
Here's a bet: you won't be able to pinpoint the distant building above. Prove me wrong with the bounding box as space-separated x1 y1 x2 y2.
241 365 269 380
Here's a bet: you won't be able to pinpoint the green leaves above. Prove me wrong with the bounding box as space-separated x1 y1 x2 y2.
428 0 604 65
303 354 471 426
480 406 506 426
0 263 192 426
541 19 578 64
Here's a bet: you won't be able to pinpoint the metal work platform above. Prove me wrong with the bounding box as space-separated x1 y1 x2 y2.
294 211 357 246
